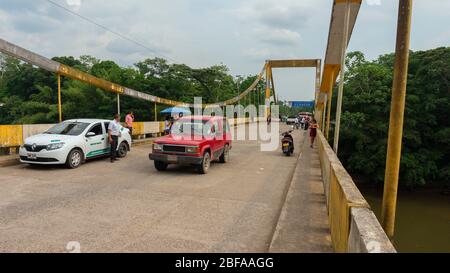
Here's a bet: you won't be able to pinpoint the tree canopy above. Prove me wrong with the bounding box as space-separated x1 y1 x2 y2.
0 55 263 124
333 47 449 188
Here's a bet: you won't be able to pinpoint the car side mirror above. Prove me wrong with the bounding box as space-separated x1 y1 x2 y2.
86 132 96 137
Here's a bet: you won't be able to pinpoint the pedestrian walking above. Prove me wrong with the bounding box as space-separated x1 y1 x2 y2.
108 114 122 163
309 118 318 148
125 111 134 137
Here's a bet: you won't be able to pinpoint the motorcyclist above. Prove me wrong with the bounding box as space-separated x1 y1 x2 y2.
281 130 294 155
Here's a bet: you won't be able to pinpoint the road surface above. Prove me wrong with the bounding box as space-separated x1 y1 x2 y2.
0 123 306 252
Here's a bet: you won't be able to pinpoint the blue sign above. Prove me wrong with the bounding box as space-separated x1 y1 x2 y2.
290 101 314 108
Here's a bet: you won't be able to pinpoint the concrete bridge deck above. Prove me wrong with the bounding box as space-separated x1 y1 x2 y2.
0 123 333 253
269 134 332 252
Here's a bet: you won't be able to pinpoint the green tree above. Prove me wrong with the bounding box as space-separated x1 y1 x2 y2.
336 48 450 188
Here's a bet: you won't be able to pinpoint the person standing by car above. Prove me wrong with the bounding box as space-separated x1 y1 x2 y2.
309 118 318 148
125 111 134 137
108 114 122 163
164 116 171 135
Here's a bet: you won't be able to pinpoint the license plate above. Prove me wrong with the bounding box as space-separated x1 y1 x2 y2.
27 153 37 160
167 155 178 162
282 143 289 147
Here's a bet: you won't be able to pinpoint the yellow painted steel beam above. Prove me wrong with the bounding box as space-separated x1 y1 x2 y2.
317 0 362 108
57 73 62 123
381 0 413 239
58 64 124 94
315 59 322 111
325 71 335 140
222 65 266 106
265 63 271 117
269 66 277 104
267 59 321 111
268 59 319 68
335 0 361 3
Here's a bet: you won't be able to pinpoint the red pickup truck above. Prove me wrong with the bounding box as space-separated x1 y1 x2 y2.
149 116 232 174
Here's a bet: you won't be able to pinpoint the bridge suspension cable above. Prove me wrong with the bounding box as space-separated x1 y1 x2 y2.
0 38 270 111
45 0 179 64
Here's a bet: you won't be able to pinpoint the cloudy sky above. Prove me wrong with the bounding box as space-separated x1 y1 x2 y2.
0 0 448 101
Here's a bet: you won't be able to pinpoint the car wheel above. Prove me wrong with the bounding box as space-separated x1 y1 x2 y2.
118 142 128 158
198 152 211 174
219 145 230 163
154 160 168 171
66 149 83 169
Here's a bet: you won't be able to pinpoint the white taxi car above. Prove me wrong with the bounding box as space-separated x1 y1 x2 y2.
19 119 132 168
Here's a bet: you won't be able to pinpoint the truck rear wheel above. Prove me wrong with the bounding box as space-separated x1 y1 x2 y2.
219 145 230 163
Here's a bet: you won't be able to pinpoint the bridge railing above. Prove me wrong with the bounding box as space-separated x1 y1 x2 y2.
317 130 396 253
0 117 256 150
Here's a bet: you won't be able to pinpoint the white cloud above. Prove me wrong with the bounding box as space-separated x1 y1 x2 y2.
255 27 301 46
0 0 448 101
243 48 272 59
66 0 82 10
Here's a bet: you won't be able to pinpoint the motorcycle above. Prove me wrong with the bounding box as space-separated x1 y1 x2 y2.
281 130 294 156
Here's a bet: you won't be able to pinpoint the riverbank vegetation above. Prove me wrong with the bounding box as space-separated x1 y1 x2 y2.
334 47 449 189
0 55 261 124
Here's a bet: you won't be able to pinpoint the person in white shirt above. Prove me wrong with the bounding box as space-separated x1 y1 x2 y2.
108 114 122 163
301 116 306 129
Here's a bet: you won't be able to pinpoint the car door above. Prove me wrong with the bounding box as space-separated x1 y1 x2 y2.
85 122 108 158
211 120 223 159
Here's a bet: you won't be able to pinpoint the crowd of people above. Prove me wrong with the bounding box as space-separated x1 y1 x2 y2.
164 113 184 135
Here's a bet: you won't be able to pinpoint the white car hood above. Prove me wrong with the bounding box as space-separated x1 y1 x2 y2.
24 134 75 145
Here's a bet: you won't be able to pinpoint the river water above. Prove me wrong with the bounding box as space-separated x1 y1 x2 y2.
360 187 450 253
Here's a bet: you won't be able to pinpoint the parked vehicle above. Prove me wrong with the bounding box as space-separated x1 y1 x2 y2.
286 116 298 125
281 130 294 156
19 119 131 168
149 116 232 174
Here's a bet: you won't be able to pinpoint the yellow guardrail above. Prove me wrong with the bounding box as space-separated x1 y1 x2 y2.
317 129 396 252
0 122 165 148
317 130 374 252
0 119 260 149
132 122 145 136
0 125 23 147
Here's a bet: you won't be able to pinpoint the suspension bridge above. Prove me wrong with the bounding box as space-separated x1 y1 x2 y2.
0 0 415 253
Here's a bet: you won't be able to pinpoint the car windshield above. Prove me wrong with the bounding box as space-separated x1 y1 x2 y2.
44 122 90 136
171 119 212 136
